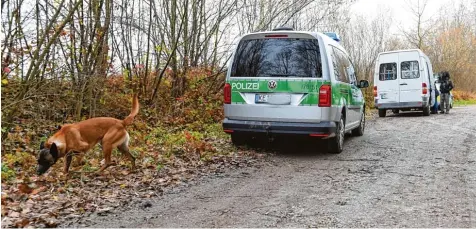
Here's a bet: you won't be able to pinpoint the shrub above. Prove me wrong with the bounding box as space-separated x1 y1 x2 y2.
452 90 476 101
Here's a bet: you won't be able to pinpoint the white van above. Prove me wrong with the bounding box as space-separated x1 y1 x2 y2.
373 49 436 117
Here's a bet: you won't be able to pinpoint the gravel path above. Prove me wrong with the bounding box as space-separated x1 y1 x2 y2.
71 106 476 227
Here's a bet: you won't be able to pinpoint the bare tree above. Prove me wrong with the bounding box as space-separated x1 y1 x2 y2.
1 0 82 138
401 0 432 49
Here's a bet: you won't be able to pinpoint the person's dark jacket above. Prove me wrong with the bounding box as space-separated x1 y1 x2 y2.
434 85 440 97
440 79 454 94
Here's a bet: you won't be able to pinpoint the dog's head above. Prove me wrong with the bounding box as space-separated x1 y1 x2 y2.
37 142 59 175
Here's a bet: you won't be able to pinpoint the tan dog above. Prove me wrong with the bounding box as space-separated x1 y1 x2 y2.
36 95 139 175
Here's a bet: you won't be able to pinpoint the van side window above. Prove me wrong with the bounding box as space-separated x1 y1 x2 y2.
345 56 357 84
330 48 341 82
332 47 352 83
379 63 397 81
401 61 420 79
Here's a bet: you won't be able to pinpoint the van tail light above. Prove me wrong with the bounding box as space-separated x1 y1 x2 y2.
224 83 231 104
422 83 428 95
373 86 378 97
318 85 331 107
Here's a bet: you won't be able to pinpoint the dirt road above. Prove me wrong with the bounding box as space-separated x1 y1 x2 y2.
72 106 476 227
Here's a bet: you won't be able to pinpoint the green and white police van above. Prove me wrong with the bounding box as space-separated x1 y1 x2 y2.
222 28 369 153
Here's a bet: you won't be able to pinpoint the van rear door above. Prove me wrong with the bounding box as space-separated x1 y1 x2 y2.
225 33 326 123
398 52 422 103
376 54 399 105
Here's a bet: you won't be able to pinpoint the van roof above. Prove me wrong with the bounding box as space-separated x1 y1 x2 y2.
239 30 346 53
378 49 426 55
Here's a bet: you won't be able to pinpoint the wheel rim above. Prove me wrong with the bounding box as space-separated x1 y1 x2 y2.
339 119 344 148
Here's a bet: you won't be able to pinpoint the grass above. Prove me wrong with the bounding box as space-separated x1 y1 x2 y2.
452 90 476 106
454 99 476 106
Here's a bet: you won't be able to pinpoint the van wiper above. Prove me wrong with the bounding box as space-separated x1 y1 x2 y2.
270 74 308 77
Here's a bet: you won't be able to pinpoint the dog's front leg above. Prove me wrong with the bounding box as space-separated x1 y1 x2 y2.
97 145 113 173
64 154 73 174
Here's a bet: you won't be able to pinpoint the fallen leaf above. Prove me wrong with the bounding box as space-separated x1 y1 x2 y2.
9 211 20 218
2 79 9 85
14 218 30 228
21 208 31 214
18 184 33 194
97 207 111 215
30 186 47 195
44 219 58 227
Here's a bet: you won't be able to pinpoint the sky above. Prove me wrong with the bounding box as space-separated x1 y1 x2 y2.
350 0 471 33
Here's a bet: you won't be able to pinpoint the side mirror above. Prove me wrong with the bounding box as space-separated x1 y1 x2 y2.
358 80 369 88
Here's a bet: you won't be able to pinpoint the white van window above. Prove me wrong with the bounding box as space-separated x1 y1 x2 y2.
401 61 420 79
379 63 397 81
230 38 322 78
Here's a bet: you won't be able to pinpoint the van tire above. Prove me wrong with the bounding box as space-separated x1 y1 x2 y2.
352 112 365 136
231 134 248 146
423 105 431 116
328 117 344 154
378 109 387 117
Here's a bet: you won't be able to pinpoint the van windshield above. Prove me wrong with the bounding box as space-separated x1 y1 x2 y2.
230 38 322 78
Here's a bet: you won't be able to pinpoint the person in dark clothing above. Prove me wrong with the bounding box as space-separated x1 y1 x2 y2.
432 81 440 114
439 71 454 114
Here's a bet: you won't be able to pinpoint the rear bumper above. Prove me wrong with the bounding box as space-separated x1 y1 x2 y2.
222 118 336 137
375 97 429 109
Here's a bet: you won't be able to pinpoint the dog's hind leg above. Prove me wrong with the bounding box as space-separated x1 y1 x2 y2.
98 130 126 173
117 132 135 170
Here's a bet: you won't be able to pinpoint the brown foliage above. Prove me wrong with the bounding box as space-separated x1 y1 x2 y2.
0 67 255 228
452 90 476 101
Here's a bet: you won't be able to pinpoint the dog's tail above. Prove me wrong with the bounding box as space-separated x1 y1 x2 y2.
123 94 139 126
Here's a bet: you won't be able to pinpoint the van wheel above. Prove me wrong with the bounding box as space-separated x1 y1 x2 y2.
231 134 248 146
352 112 365 136
328 117 344 154
378 109 387 117
423 105 430 116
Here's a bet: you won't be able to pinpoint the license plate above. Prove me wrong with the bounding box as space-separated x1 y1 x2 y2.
255 94 269 103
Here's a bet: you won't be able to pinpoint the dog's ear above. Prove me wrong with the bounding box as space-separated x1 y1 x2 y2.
40 141 45 150
50 143 59 159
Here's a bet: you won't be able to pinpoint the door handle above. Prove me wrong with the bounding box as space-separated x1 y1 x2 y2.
400 83 408 86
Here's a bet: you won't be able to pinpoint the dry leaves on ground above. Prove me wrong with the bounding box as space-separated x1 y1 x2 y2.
1 147 263 228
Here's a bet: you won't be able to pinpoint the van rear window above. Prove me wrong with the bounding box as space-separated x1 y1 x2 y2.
379 63 397 81
401 61 420 79
230 38 322 78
